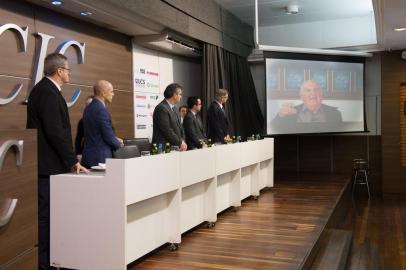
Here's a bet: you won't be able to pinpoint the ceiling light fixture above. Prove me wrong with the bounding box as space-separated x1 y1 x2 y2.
394 27 406 32
51 0 62 5
285 4 299 15
80 11 92 16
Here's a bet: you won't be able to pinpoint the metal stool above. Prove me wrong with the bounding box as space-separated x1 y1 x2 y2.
352 158 371 198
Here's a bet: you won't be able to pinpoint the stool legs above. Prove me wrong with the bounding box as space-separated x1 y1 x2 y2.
352 171 358 197
352 170 370 199
363 170 371 198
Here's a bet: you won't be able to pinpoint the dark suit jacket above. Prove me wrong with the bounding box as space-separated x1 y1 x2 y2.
152 100 185 146
81 98 121 167
74 118 84 155
272 103 343 125
26 77 77 176
183 111 206 150
207 101 229 144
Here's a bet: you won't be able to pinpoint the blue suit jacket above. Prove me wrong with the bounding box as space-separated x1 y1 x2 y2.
82 99 120 167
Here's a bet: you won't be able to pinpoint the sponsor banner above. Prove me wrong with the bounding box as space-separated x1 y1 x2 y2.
134 91 163 140
133 46 160 94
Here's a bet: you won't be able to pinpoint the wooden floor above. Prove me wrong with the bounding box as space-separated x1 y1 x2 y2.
345 194 406 270
129 173 349 270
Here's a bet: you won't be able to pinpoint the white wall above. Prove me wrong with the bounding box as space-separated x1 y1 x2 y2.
259 14 377 49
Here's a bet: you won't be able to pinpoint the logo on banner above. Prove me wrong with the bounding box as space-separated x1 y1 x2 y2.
136 104 146 108
134 78 145 87
147 71 159 76
136 125 147 129
150 95 159 100
136 114 147 118
147 82 159 89
135 95 146 100
135 68 145 74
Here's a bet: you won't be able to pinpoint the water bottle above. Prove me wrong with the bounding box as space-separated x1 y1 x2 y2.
165 142 171 153
207 138 212 147
158 143 163 154
151 143 158 155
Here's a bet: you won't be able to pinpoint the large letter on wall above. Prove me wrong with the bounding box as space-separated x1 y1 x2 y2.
0 24 28 106
56 41 86 107
25 33 55 103
0 140 24 227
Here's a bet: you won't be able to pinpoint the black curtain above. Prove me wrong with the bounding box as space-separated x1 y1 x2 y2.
201 43 264 139
201 44 224 126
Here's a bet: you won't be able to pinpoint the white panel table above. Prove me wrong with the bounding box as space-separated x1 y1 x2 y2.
50 153 180 270
240 140 260 200
259 138 274 189
179 147 216 233
50 139 274 270
215 143 242 213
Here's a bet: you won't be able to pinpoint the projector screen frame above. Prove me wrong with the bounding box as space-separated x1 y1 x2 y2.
264 51 368 136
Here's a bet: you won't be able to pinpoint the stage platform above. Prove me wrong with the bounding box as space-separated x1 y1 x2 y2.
129 173 351 270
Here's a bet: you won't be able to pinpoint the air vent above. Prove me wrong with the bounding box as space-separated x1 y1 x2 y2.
133 31 202 57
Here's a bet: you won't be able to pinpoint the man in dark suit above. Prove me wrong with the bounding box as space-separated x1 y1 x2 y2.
179 105 188 124
81 80 123 168
183 96 206 150
207 88 231 144
74 95 93 161
152 83 187 151
26 53 88 270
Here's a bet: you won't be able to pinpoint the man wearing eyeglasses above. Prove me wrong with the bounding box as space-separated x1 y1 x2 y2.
27 53 88 270
152 83 187 151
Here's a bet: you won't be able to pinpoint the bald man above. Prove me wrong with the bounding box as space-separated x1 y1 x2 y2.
82 80 123 167
272 80 342 125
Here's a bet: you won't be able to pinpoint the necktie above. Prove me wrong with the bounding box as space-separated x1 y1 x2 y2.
172 107 180 125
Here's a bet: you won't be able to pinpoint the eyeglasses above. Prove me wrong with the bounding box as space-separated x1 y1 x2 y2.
59 67 71 72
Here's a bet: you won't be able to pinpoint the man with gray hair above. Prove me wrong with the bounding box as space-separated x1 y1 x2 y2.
82 80 123 168
207 88 231 144
27 52 88 270
272 80 342 124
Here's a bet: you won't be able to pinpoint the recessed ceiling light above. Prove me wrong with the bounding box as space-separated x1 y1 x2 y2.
394 27 406 32
51 0 62 5
80 11 92 16
285 4 299 15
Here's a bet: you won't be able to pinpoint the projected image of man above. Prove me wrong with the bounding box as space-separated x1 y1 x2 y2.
272 80 342 124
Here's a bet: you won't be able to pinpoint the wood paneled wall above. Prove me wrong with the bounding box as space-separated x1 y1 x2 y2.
0 1 133 137
0 1 134 267
275 135 382 194
0 130 37 268
381 51 406 193
400 83 406 166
